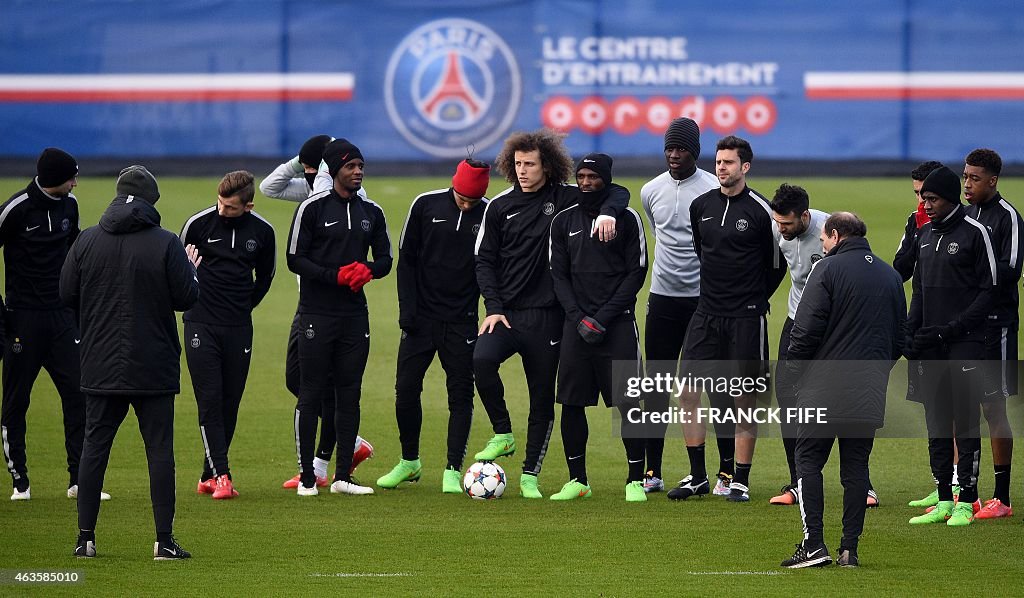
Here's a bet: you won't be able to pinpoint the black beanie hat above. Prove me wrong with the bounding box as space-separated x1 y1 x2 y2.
921 166 961 204
36 147 78 188
299 134 332 168
323 138 363 178
576 153 613 186
116 165 160 203
664 117 701 159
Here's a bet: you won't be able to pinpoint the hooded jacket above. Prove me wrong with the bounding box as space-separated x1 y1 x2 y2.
60 195 199 395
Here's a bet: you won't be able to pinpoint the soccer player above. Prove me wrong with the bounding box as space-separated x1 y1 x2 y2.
472 128 628 498
780 212 904 569
894 161 944 282
0 148 108 501
904 166 995 528
549 153 648 502
286 138 391 496
378 158 491 493
180 171 276 500
669 136 785 502
962 148 1021 520
62 166 200 559
260 135 374 489
639 117 734 495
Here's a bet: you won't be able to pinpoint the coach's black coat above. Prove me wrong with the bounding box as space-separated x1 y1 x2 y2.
786 237 906 429
397 188 485 328
60 195 200 395
475 181 628 315
892 212 919 282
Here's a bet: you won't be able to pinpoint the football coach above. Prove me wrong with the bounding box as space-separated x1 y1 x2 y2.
780 212 905 569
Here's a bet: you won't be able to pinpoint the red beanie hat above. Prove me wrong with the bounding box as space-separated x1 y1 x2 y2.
452 159 491 199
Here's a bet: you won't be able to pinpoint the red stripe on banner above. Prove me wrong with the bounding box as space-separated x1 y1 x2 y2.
806 87 1024 100
0 89 353 103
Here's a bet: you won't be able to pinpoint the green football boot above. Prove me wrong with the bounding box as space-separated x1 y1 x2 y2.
625 481 648 502
473 433 516 461
376 459 422 489
946 501 975 527
550 479 591 501
520 473 543 499
909 500 953 524
908 485 959 508
442 467 463 494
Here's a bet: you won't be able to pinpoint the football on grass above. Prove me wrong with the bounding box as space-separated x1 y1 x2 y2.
463 461 506 499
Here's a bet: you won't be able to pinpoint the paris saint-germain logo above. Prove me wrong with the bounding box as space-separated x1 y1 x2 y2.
735 219 749 232
946 242 959 255
385 19 522 158
245 239 257 252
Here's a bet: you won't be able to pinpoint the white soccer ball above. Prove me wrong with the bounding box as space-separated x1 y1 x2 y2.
463 461 506 499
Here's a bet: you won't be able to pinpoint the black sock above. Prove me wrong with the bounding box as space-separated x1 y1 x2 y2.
619 405 646 483
78 529 95 542
994 464 1011 505
734 462 752 487
687 444 707 480
717 439 735 477
783 436 798 485
561 405 589 485
645 437 664 479
156 532 174 544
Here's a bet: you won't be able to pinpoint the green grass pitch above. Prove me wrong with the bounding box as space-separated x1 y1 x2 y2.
0 174 1022 595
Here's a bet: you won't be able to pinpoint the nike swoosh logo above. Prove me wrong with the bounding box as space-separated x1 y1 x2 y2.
506 211 522 220
25 225 40 231
244 348 252 354
962 366 976 372
325 221 339 227
569 230 582 237
567 455 583 460
74 339 81 344
807 549 823 558
701 217 714 222
920 244 931 249
550 340 561 346
364 333 370 338
583 159 595 163
207 238 222 243
162 547 178 555
466 338 476 345
628 459 643 464
985 390 999 396
432 218 447 223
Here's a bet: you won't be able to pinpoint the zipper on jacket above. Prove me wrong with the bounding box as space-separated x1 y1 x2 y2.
456 211 463 231
47 210 52 232
231 229 236 249
347 203 352 230
720 197 731 227
935 234 943 252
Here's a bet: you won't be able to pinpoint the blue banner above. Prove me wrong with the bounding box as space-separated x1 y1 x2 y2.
0 0 1022 163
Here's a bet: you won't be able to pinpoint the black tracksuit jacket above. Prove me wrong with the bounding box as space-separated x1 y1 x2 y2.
965 192 1024 328
286 188 392 316
475 181 628 315
690 185 786 317
180 208 276 325
397 188 485 326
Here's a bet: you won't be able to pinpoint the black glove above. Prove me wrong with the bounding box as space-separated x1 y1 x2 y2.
913 325 947 352
902 335 920 360
398 317 417 335
577 316 606 345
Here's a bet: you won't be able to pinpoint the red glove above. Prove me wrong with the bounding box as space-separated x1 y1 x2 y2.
347 262 373 292
337 263 359 286
914 203 930 228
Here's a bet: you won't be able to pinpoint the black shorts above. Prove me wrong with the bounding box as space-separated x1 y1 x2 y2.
982 325 1019 400
556 316 641 408
681 311 769 379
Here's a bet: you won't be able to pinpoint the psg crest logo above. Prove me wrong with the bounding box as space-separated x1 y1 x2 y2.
245 239 257 252
361 219 371 232
384 18 522 158
735 218 749 231
61 218 70 231
543 202 555 216
946 242 959 255
190 336 200 349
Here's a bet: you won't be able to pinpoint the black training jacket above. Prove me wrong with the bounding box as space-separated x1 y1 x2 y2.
180 208 276 326
966 192 1023 327
787 237 906 428
549 204 647 326
60 195 199 395
690 185 785 317
397 187 485 326
907 205 996 339
0 179 80 309
475 181 628 315
286 188 392 316
893 211 919 282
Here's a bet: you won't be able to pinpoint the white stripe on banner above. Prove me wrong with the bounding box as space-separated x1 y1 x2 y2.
0 73 355 103
804 72 1024 100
